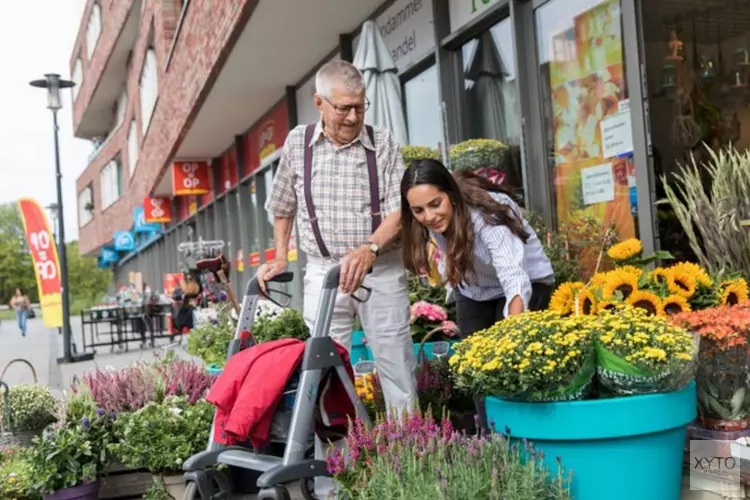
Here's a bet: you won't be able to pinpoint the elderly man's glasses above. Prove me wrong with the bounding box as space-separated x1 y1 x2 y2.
323 96 370 116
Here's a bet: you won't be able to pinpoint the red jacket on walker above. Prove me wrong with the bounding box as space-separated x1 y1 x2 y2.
206 338 356 449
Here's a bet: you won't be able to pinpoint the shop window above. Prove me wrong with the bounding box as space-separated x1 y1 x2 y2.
403 64 442 148
78 184 94 227
262 167 276 254
536 0 636 239
460 17 524 195
140 43 158 136
100 157 123 210
247 178 261 267
127 120 139 178
72 57 83 101
86 2 102 60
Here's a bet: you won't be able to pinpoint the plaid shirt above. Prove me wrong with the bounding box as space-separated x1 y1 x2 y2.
265 121 405 260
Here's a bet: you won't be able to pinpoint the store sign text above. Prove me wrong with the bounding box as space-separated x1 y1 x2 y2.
450 0 500 33
371 0 434 73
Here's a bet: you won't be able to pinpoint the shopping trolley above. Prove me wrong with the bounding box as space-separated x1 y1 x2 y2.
182 264 373 500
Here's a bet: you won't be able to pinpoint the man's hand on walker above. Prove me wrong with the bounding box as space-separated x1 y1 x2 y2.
257 258 288 293
340 245 376 295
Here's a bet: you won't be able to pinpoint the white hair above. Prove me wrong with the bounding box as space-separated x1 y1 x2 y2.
315 60 365 98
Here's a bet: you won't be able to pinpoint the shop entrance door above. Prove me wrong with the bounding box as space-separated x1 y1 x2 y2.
514 0 656 254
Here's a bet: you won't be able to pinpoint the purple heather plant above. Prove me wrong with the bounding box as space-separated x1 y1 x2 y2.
327 410 572 500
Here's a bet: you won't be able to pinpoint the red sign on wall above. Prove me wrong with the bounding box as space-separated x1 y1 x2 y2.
218 147 239 194
243 101 289 176
143 197 172 223
172 161 211 196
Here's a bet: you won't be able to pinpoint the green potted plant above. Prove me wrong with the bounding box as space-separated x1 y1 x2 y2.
0 384 58 449
186 320 234 371
27 410 115 500
401 145 440 169
252 309 309 344
109 397 213 499
0 447 38 499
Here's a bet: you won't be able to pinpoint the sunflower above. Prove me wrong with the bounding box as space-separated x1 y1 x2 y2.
573 288 597 316
549 282 585 315
666 271 697 299
602 269 639 300
669 262 713 288
720 279 749 306
617 265 643 279
597 299 620 312
626 290 662 316
607 238 643 262
591 271 611 288
660 295 691 316
649 267 670 285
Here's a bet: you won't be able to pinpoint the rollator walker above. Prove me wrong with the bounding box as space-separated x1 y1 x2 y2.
182 264 373 500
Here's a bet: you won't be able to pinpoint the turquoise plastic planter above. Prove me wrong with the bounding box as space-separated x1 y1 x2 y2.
350 330 371 364
364 339 458 362
485 382 697 500
206 364 223 376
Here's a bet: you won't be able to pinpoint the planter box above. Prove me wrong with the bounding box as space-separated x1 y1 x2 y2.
361 335 458 363
100 460 152 499
485 382 697 500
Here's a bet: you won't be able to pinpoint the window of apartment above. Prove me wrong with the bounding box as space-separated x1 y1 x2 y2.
403 64 442 149
100 157 123 210
77 184 94 227
86 2 102 60
72 57 83 101
127 120 139 178
115 86 128 129
140 37 159 136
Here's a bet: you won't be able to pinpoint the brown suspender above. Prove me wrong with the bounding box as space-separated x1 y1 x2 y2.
303 124 381 258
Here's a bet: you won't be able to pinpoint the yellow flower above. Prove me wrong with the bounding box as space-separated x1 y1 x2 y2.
549 282 585 315
666 271 696 299
720 279 749 306
574 288 597 316
617 265 643 279
607 238 643 262
660 295 691 316
603 269 639 300
649 267 670 285
626 290 662 316
669 262 713 288
591 271 611 288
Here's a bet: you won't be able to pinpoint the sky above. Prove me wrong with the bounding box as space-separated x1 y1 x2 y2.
0 0 90 242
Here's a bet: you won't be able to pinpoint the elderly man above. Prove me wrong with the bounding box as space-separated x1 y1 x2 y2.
260 59 417 497
260 59 417 409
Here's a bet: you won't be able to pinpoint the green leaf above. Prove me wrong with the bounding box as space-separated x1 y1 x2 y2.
596 342 649 376
731 388 747 416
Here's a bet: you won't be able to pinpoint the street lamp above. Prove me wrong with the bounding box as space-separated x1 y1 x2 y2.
30 74 92 364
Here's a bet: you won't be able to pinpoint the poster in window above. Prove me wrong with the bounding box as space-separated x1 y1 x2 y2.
548 0 635 239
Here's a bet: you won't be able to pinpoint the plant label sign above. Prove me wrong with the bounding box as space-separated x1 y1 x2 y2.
581 163 615 206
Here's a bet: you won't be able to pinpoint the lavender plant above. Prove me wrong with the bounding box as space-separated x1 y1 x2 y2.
327 411 572 500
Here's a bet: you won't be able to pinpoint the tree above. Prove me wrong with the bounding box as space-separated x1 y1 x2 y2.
0 202 112 305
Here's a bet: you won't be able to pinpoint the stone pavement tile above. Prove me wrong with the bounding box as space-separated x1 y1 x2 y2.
0 316 57 388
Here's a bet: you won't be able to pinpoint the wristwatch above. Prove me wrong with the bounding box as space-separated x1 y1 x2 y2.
365 242 379 256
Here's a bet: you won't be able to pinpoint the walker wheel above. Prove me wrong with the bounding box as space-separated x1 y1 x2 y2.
257 486 291 500
299 477 319 500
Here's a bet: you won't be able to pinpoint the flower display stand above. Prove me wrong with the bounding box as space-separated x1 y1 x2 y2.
99 459 153 499
485 382 697 500
43 481 100 500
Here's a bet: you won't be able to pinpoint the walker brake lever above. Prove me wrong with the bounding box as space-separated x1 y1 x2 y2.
262 286 293 308
351 285 372 303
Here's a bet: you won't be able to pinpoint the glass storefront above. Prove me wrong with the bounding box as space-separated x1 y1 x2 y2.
403 64 442 148
535 0 638 239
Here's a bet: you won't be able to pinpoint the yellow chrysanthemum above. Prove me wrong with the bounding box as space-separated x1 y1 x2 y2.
626 290 662 316
669 262 713 288
660 295 691 316
720 279 749 306
549 282 585 315
573 288 597 316
603 269 639 300
607 238 643 262
667 271 697 299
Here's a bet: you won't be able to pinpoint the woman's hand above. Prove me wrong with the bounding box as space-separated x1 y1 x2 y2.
506 295 525 316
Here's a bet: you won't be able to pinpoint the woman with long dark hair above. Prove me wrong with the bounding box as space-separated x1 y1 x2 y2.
401 158 554 335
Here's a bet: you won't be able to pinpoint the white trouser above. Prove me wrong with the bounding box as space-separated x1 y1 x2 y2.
303 251 417 498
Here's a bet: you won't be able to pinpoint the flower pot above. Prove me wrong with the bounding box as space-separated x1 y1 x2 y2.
43 481 100 500
155 474 187 499
351 330 371 364
485 381 697 500
364 340 458 363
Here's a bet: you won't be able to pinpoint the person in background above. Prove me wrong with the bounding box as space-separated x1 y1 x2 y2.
400 159 555 429
10 288 31 337
258 59 417 499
